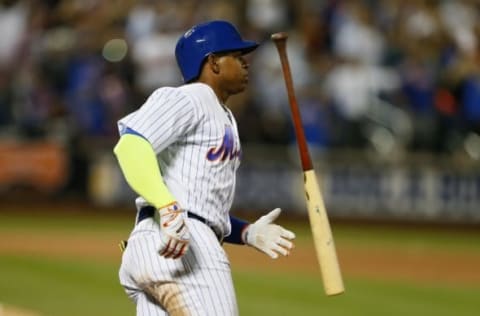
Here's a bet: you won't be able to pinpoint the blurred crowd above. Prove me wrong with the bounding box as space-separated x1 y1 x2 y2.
1 0 480 163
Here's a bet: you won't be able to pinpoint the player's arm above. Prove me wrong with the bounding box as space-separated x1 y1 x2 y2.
113 128 175 209
113 128 189 259
224 216 249 244
225 209 296 259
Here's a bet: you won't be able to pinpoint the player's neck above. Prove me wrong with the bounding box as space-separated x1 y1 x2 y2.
196 79 230 104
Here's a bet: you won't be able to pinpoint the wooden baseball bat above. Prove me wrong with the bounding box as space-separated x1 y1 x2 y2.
271 32 345 296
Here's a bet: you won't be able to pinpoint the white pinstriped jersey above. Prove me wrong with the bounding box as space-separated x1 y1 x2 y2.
117 82 241 238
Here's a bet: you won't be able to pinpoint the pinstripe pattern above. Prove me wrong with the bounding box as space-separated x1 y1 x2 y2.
118 83 241 315
118 83 240 237
119 218 238 315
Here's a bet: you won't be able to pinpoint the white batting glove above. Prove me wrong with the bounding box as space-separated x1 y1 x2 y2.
242 208 296 259
158 202 190 259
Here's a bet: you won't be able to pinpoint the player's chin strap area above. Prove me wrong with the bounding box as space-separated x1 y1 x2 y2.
119 206 224 252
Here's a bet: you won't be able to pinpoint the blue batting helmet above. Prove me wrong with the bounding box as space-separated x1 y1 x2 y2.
175 20 258 83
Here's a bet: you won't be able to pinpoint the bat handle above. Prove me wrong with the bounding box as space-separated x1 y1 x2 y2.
271 32 313 171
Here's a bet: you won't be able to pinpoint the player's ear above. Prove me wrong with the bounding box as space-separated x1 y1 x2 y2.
206 54 221 74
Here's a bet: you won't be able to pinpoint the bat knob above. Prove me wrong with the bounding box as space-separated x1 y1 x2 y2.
271 32 288 41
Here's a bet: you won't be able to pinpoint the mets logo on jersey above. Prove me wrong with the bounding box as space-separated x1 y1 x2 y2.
207 125 241 162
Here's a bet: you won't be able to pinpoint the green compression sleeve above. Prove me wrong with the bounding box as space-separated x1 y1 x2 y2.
113 134 175 209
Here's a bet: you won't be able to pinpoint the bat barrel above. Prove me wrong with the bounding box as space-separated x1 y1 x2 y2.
304 170 345 296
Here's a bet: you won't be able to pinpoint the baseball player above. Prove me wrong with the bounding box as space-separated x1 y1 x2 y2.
114 20 296 315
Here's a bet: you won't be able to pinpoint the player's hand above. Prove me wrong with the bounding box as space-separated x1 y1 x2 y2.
158 202 190 259
243 208 295 259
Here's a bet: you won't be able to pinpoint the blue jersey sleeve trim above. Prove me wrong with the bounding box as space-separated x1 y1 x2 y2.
121 126 147 140
224 216 249 245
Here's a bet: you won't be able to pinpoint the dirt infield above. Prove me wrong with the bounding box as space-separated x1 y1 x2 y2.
0 304 40 316
226 243 480 286
1 230 479 287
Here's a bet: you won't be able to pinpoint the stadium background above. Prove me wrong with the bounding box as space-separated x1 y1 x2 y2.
0 0 479 315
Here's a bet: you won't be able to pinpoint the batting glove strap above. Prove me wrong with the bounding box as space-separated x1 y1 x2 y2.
244 208 296 259
158 202 190 259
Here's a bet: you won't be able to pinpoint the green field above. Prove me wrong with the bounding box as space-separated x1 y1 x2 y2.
0 211 479 316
